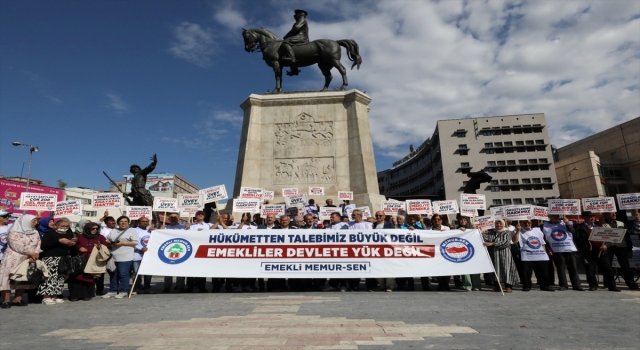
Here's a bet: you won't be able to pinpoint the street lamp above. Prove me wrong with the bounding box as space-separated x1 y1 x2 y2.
12 142 39 213
568 167 578 199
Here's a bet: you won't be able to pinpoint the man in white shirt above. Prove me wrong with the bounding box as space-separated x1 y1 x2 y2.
348 209 372 230
186 210 212 293
133 216 154 294
519 219 555 292
190 211 212 231
543 215 583 291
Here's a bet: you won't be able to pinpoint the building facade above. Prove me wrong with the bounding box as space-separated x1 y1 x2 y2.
555 117 639 198
378 114 560 206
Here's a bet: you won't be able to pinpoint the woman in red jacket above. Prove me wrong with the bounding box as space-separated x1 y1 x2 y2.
68 222 107 301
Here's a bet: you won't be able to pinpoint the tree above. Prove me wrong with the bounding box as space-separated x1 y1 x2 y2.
57 179 68 189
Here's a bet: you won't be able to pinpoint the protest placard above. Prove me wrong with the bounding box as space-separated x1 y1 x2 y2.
263 190 275 201
153 197 179 213
532 206 549 221
347 206 371 219
461 208 479 218
285 193 308 207
260 204 285 218
460 194 486 210
433 200 459 214
338 191 353 201
588 227 627 243
180 208 200 218
405 199 432 215
282 188 298 197
503 205 533 221
19 193 57 211
177 194 204 208
92 193 123 208
54 200 82 218
381 201 406 216
319 206 336 221
233 199 261 213
490 206 505 220
473 215 495 231
240 187 264 200
308 187 325 196
199 185 228 203
616 193 640 210
548 199 581 216
285 206 304 220
127 206 152 220
582 197 616 213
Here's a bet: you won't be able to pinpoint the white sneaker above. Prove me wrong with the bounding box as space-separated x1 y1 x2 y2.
114 293 126 299
101 292 117 298
54 298 65 303
42 298 56 305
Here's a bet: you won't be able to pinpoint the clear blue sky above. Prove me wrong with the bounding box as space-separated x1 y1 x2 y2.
1 1 638 192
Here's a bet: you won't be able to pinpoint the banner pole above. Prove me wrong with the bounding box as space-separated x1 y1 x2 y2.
128 273 139 299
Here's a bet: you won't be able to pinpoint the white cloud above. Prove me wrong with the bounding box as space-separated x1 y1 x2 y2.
104 93 129 112
213 6 247 30
170 22 215 68
45 95 62 104
210 110 243 128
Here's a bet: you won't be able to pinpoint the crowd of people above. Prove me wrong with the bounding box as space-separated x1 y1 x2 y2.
0 198 638 308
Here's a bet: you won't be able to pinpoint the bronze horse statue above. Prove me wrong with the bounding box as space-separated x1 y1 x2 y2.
242 28 361 93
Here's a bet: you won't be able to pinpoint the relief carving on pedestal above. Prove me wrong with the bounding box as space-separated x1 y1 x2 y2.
274 157 335 184
275 113 333 148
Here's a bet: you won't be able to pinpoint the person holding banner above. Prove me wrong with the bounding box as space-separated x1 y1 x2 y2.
483 220 519 293
132 217 154 294
574 211 618 291
161 213 187 293
601 212 639 290
518 219 554 292
0 215 40 309
37 218 76 305
459 217 481 291
428 214 452 291
102 216 138 299
543 215 583 291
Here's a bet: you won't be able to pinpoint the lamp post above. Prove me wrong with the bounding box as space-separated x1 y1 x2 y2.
568 167 578 199
12 142 39 213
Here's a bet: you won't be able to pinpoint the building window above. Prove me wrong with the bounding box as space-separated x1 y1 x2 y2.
516 141 524 146
488 161 496 166
528 159 538 164
485 143 493 148
460 162 470 168
522 178 531 184
507 160 516 165
495 142 503 147
518 160 527 164
504 142 513 146
542 178 552 183
535 197 545 203
486 149 495 154
497 161 506 166
493 199 502 205
456 131 466 137
513 198 523 204
525 140 534 145
539 158 548 164
490 180 499 185
82 210 97 217
525 198 534 204
535 140 544 144
532 178 541 184
503 199 512 205
522 185 532 191
482 130 492 136
491 186 500 192
500 179 509 185
510 179 519 184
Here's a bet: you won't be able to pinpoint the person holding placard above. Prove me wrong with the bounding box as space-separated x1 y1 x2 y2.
459 217 481 292
102 216 138 299
340 200 355 216
132 216 154 294
483 220 519 293
574 211 618 291
542 215 583 291
427 214 452 291
38 218 76 305
518 219 554 292
601 212 638 290
348 210 371 291
304 199 319 216
324 199 336 207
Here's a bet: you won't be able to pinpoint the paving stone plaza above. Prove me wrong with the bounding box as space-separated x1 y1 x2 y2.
1 276 638 350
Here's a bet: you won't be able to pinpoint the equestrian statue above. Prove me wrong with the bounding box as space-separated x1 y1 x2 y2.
242 9 362 93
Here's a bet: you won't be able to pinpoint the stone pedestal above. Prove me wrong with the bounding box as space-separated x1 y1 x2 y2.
229 89 385 216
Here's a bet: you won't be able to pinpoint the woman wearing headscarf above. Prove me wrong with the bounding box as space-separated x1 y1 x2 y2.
0 215 41 308
36 217 54 238
68 222 107 301
483 219 519 293
37 217 76 305
74 219 90 237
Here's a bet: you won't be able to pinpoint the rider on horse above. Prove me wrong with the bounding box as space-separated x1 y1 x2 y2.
282 9 309 76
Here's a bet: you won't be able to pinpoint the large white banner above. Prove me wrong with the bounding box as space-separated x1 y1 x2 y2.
138 229 495 278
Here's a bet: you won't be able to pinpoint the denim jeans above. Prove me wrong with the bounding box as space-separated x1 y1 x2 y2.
132 260 152 290
109 261 133 293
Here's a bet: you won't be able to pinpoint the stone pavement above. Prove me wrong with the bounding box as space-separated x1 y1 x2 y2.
0 280 638 350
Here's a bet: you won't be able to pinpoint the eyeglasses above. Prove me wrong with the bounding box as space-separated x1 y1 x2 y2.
90 227 98 231
375 215 384 217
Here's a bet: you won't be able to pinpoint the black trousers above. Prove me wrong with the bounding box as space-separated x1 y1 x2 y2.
552 252 581 288
548 257 556 285
186 277 206 291
607 246 639 289
522 260 550 289
510 244 525 282
396 277 414 291
583 249 615 289
95 273 106 295
420 277 431 290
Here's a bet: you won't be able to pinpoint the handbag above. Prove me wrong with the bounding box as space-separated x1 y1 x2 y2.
14 262 44 285
58 255 87 275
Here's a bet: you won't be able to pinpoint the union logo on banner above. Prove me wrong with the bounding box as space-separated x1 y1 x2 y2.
158 238 193 264
439 238 474 263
